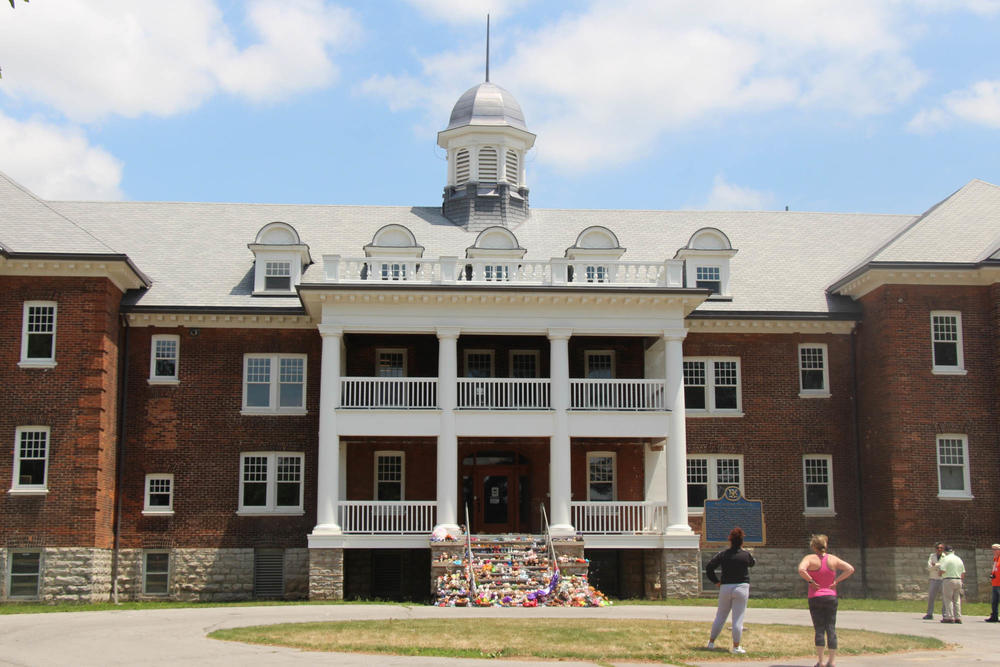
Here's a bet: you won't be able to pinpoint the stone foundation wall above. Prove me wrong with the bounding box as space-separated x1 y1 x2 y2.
700 547 863 598
0 548 113 602
865 546 985 602
309 548 344 600
662 548 702 598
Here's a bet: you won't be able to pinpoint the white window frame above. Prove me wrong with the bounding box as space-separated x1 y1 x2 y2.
936 434 973 500
241 354 307 415
586 451 616 502
10 426 49 495
695 265 722 294
464 349 495 378
683 357 743 416
143 473 175 515
931 311 966 375
19 301 57 368
143 551 170 596
264 260 292 292
149 334 180 384
7 550 42 599
686 454 744 514
803 454 835 516
509 350 540 378
238 452 305 515
374 451 405 501
376 348 407 377
252 251 301 295
584 350 615 379
798 343 830 398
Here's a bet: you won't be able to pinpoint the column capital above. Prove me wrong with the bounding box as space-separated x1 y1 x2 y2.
436 327 461 340
547 327 572 341
662 327 688 342
318 324 344 338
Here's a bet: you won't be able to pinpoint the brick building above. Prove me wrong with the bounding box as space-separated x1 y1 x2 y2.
2 80 998 603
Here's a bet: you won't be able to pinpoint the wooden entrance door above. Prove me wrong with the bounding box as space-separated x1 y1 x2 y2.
475 466 519 533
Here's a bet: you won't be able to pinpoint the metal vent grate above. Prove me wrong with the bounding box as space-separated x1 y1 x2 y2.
254 549 284 598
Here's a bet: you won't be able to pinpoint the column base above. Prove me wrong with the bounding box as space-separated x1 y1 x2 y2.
310 523 343 536
666 523 694 535
432 523 462 539
548 524 576 537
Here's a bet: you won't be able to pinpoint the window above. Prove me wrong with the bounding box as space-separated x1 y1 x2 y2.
695 266 722 294
687 455 743 512
937 435 972 499
587 452 615 501
376 349 406 377
585 265 609 283
149 335 179 383
510 351 539 378
375 451 404 501
143 552 170 595
465 350 494 378
483 264 511 282
242 354 307 414
799 344 829 397
379 262 408 281
803 455 834 514
20 301 56 366
8 551 41 598
143 474 174 514
11 427 48 493
264 261 292 291
585 351 614 379
684 358 741 414
931 312 965 373
239 452 304 514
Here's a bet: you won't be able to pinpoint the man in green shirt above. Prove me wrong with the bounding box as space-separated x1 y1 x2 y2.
938 546 966 623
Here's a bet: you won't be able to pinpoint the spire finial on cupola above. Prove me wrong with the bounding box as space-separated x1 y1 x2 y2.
485 14 490 82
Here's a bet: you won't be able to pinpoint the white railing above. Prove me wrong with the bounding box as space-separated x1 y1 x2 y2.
569 379 666 410
340 377 437 409
339 500 437 534
570 501 668 534
457 378 551 409
323 255 686 288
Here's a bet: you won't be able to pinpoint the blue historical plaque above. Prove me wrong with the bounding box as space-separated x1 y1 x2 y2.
704 487 765 545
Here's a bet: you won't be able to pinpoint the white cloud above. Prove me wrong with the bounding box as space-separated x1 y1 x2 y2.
0 113 123 200
404 0 533 24
0 0 360 122
907 0 1000 16
699 175 774 211
363 0 931 171
909 80 1000 132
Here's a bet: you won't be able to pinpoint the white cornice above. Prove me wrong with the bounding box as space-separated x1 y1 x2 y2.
126 312 314 329
0 257 146 292
687 319 856 334
835 265 1000 299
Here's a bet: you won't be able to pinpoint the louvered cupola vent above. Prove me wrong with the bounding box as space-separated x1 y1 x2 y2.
479 147 498 184
455 149 470 185
505 150 519 186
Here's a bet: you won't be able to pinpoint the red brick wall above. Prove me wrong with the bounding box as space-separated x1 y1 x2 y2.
117 326 321 549
854 284 1000 549
342 437 436 500
569 336 645 379
571 439 649 501
683 331 859 549
0 276 122 548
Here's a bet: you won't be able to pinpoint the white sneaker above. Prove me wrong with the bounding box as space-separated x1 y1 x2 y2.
731 646 747 654
705 641 715 650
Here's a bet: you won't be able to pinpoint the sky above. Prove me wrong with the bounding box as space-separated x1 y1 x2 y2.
1 0 999 215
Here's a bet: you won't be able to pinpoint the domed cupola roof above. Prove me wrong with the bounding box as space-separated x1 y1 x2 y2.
445 82 527 131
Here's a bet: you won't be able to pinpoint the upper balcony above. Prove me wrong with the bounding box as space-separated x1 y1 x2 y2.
322 256 685 288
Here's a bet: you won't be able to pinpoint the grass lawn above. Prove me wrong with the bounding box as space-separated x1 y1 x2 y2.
209 618 945 666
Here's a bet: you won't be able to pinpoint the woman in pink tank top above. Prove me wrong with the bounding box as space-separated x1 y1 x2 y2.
797 534 855 667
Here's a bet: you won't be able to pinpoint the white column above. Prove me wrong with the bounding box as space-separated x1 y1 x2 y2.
664 328 693 534
313 325 343 535
548 328 574 536
435 327 461 533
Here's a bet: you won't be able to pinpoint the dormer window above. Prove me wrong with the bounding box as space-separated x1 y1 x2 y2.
464 227 526 282
675 227 737 299
249 222 311 296
565 226 625 284
363 225 424 282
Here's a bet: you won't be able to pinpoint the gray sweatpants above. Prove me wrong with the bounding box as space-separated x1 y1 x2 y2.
927 578 943 615
710 583 750 646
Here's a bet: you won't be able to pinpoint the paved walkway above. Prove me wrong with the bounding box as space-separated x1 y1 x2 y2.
0 604 996 666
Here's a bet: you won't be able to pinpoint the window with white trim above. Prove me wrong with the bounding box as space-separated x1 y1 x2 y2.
375 451 404 501
510 350 540 378
376 349 406 377
585 350 615 379
143 551 170 595
803 455 834 514
585 265 609 283
464 350 495 378
687 455 743 512
937 435 972 499
587 452 615 501
143 474 174 514
931 312 965 373
483 264 511 281
379 261 408 281
264 261 292 291
799 344 829 397
684 358 741 414
20 301 57 366
695 266 721 294
242 354 307 414
239 452 304 514
12 426 49 492
149 335 179 383
8 551 41 599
